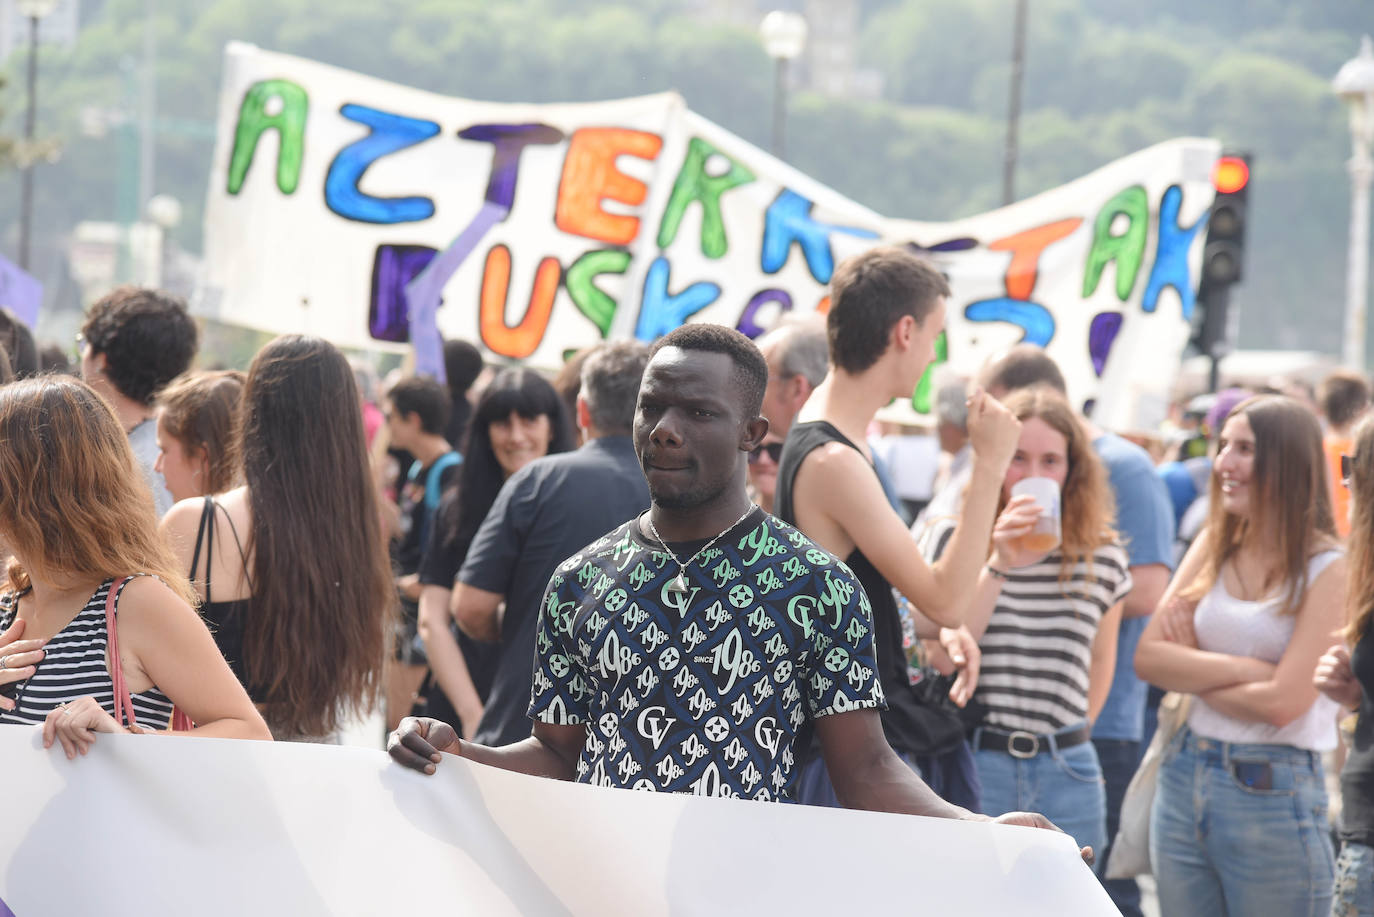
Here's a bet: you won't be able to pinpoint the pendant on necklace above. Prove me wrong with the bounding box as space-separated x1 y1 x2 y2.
667 571 689 596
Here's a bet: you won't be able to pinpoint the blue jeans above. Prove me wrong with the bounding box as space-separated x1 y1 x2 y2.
971 723 1107 875
1333 843 1374 917
1094 736 1144 917
794 742 982 812
1151 727 1334 917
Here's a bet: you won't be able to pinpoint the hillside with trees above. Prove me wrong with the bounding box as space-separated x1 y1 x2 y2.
2 0 1367 356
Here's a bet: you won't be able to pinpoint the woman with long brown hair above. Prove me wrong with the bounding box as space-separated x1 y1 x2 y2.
161 335 395 741
920 385 1128 868
1316 414 1374 916
0 377 268 752
154 370 245 505
1137 395 1344 916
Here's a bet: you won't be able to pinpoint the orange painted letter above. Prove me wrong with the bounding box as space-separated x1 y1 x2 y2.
479 245 562 359
555 128 663 246
989 218 1083 300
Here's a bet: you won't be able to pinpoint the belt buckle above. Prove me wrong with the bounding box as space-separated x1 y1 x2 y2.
1007 730 1040 759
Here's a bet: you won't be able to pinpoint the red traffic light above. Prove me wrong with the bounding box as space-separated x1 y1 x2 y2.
1213 156 1250 194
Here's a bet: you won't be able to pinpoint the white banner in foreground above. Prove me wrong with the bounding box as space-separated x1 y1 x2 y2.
0 728 1114 916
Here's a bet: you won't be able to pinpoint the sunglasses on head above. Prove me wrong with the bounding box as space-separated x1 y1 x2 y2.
749 442 784 465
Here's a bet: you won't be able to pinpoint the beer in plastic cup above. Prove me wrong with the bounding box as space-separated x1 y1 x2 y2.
1010 476 1061 553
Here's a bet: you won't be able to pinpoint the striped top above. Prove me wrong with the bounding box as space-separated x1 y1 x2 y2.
0 577 177 729
920 518 1131 734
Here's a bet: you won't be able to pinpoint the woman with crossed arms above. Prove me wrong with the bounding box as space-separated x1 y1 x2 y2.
1137 394 1344 917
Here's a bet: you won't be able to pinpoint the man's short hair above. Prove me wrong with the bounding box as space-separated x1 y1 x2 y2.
581 341 649 434
1319 370 1371 429
81 286 198 405
388 375 451 435
979 344 1067 396
826 246 950 374
648 323 768 418
759 316 828 388
443 339 484 395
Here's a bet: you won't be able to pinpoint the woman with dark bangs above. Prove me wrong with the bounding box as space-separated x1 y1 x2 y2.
0 377 269 749
161 335 395 742
1137 395 1344 917
413 368 575 738
919 385 1128 867
1316 413 1374 917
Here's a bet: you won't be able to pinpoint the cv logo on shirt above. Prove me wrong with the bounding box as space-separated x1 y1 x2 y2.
636 705 676 749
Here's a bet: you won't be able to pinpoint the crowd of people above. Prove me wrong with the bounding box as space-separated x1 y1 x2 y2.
1 253 1373 914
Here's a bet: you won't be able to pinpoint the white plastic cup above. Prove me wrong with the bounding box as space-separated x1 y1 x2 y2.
1010 476 1062 553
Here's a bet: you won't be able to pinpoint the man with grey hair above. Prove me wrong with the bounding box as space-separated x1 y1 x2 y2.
448 341 652 747
913 369 973 529
756 314 829 436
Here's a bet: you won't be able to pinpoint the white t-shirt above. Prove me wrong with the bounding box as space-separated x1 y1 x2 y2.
1186 549 1343 751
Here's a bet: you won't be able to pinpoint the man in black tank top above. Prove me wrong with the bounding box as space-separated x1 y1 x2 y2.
775 246 1022 812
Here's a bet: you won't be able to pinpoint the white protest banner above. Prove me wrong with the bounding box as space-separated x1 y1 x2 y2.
880 138 1220 431
0 728 1114 916
200 42 1217 428
200 42 878 373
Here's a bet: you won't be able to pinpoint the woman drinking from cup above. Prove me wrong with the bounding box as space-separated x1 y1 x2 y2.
919 385 1128 866
1136 394 1343 916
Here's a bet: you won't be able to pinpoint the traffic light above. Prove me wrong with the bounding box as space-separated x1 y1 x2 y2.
1202 153 1250 287
1190 153 1251 367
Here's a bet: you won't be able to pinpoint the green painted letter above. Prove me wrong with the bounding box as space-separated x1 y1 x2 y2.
566 249 632 337
227 79 309 195
910 331 948 415
1082 186 1148 301
656 137 754 259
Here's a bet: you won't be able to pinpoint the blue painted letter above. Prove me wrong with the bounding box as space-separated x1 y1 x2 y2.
964 297 1056 347
325 105 441 224
636 258 720 340
761 189 877 284
1143 184 1207 320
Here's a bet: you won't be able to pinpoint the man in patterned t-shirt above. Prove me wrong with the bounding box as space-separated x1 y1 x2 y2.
389 325 1088 852
525 506 881 799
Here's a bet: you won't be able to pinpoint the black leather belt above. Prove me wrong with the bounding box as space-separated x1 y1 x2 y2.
975 724 1092 759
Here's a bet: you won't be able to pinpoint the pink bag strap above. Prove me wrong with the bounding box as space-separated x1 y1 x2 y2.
105 576 193 732
104 576 138 729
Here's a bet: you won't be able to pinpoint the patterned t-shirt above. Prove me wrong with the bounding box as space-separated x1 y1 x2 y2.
528 507 884 802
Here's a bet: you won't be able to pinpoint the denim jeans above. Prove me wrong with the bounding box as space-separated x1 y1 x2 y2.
971 723 1107 875
1333 843 1374 917
1094 736 1144 917
1151 727 1334 917
794 742 982 812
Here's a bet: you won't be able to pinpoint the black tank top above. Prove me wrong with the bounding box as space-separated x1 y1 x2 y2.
775 420 964 756
190 497 261 700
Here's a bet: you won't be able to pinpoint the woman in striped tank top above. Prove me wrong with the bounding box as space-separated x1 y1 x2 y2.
0 377 269 754
920 386 1129 869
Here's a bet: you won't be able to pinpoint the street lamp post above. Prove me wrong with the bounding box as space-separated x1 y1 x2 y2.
759 11 807 160
17 0 59 272
1335 35 1374 371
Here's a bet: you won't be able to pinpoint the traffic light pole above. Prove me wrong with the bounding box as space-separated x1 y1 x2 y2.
1206 284 1230 393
